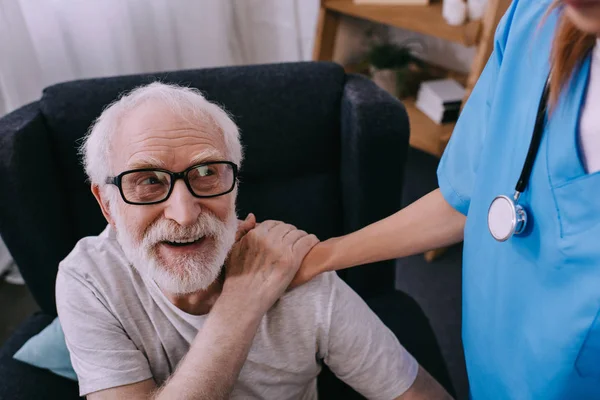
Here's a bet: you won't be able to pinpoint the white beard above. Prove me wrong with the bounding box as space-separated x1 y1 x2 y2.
111 205 237 295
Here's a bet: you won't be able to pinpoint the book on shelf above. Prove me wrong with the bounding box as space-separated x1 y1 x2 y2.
416 78 465 125
353 0 430 5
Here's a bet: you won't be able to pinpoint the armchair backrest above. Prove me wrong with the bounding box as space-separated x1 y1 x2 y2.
0 62 409 314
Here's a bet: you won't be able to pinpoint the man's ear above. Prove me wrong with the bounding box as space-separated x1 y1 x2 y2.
92 184 115 226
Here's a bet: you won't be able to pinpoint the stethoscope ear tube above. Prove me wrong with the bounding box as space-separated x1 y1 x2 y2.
514 82 551 194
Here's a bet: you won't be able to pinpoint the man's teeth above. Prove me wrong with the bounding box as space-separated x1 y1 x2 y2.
168 236 203 244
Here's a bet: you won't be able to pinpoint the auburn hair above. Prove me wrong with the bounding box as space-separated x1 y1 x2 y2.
548 1 597 106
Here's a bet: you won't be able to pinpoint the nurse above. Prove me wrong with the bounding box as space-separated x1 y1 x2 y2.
294 0 600 398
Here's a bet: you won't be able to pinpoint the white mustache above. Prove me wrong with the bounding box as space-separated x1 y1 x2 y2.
142 212 227 249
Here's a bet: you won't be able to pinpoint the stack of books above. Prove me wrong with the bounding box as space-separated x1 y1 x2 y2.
415 79 465 125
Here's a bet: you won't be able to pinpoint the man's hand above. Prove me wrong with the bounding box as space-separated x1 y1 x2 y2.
224 220 319 314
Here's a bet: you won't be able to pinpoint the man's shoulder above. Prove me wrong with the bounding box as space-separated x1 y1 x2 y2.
281 271 339 303
58 224 131 283
55 225 148 319
256 272 344 358
272 271 349 321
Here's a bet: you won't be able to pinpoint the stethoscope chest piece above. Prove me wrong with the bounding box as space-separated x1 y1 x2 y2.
487 195 527 242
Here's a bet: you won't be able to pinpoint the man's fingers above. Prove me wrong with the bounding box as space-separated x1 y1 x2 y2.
293 234 319 254
270 222 296 239
255 220 281 234
236 213 256 241
282 229 307 245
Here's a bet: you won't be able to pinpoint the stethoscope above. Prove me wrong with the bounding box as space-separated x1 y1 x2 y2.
487 77 550 242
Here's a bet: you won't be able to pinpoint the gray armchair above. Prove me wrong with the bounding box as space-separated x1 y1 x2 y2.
0 61 453 398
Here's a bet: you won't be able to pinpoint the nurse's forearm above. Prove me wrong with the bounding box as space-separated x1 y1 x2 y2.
321 189 465 271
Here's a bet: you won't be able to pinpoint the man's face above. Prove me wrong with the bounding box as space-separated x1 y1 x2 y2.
103 100 238 295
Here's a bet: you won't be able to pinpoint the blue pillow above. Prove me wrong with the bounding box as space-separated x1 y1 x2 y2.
13 317 78 381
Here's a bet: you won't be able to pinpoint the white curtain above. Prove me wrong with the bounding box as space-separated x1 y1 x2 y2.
0 0 319 278
0 0 319 116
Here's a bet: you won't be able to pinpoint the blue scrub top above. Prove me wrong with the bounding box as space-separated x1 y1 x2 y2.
437 1 600 398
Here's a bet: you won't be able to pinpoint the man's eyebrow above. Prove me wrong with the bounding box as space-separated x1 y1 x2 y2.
126 149 224 171
188 149 224 165
127 156 167 170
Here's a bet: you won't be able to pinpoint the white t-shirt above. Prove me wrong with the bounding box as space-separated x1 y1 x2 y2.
579 40 600 173
55 225 418 399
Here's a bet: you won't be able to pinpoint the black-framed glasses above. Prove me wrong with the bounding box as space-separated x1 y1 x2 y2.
105 161 238 205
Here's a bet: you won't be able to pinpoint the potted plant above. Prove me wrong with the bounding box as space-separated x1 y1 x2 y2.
365 39 425 98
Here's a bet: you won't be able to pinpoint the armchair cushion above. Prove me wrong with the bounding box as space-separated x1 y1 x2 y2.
13 317 77 381
0 313 79 400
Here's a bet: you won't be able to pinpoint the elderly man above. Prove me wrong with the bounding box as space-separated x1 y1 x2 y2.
55 82 451 400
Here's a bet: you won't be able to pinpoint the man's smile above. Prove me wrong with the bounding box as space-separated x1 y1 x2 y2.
159 236 209 256
163 236 205 247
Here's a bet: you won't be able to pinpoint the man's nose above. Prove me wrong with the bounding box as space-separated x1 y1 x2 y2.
163 180 201 226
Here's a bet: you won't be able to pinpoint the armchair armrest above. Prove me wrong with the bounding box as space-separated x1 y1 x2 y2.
0 103 74 315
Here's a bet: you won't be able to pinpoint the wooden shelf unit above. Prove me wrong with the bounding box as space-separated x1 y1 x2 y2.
314 0 511 261
314 0 511 158
324 1 480 46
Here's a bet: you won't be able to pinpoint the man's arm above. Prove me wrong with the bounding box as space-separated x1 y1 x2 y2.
86 220 318 400
150 289 271 399
87 293 269 400
91 356 451 400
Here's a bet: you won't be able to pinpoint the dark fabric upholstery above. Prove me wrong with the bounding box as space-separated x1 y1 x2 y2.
338 74 409 297
0 313 80 400
0 62 452 398
0 103 75 314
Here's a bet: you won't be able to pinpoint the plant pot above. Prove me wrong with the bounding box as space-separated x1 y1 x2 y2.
370 66 398 97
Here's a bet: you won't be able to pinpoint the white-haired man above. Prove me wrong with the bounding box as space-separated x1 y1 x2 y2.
56 82 451 400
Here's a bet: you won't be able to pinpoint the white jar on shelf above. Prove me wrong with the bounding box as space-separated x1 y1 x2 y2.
467 0 488 20
442 0 467 26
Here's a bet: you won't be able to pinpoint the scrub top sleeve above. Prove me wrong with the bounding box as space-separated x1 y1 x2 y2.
436 0 519 215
